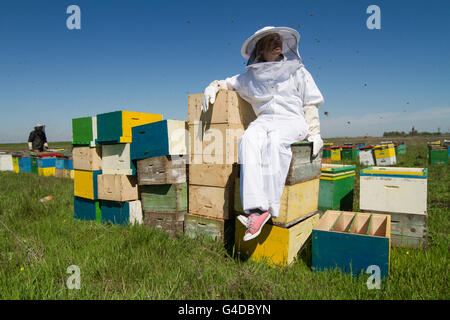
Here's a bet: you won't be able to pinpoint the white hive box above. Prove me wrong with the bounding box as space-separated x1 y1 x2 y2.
359 148 375 166
0 154 14 171
360 167 427 216
102 143 135 175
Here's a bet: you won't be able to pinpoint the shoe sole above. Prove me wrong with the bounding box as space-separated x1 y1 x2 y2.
243 214 271 242
237 216 248 227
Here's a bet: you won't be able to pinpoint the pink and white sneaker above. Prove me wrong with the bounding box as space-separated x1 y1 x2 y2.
243 211 271 242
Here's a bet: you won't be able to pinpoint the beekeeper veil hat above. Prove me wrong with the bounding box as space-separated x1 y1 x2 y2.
241 26 302 66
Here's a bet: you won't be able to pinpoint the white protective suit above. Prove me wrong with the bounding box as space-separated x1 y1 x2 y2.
203 26 324 218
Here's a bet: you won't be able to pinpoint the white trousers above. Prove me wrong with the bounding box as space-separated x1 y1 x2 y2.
238 115 309 218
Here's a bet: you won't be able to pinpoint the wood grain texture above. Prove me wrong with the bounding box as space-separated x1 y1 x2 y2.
188 185 233 219
140 183 187 213
143 211 185 238
137 155 187 185
184 213 234 243
188 163 238 187
97 174 139 201
72 146 102 171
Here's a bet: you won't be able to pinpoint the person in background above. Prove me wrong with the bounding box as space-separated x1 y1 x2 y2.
28 123 48 152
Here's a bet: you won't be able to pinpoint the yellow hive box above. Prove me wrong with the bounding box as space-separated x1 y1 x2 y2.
235 213 320 267
331 149 341 161
374 145 396 159
38 167 55 177
74 170 101 200
12 157 20 173
234 178 320 227
70 170 74 179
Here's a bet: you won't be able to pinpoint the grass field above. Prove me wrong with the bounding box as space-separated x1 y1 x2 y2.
0 140 448 299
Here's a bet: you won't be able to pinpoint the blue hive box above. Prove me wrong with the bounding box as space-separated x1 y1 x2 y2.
55 158 66 169
100 200 130 225
19 157 32 172
74 196 101 222
37 157 56 168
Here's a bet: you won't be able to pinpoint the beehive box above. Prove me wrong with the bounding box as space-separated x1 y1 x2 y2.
72 116 97 146
30 157 38 174
235 212 319 267
373 144 396 166
184 213 235 244
55 158 66 170
97 174 139 202
360 167 428 247
285 142 322 185
96 111 162 144
341 146 357 161
12 157 20 173
189 185 233 219
428 146 448 165
189 123 244 165
189 163 238 188
37 157 56 168
131 119 188 160
137 155 187 185
101 143 136 175
234 177 320 227
322 148 331 159
360 167 427 215
143 211 184 238
397 143 407 155
74 170 102 200
330 148 341 162
312 211 390 277
0 154 13 171
319 164 356 212
19 157 31 173
72 146 102 171
100 200 142 225
140 183 187 213
38 167 56 177
359 147 375 166
74 196 101 222
188 90 256 126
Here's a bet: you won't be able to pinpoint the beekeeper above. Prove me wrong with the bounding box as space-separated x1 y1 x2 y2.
201 26 324 241
28 123 48 152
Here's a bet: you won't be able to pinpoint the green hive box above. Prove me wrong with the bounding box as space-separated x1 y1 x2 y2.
30 157 38 174
397 143 407 155
322 148 331 158
140 183 188 213
341 147 357 161
319 164 356 212
72 116 97 146
428 147 448 165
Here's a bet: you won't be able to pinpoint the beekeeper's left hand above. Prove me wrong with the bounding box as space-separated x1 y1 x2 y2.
303 104 323 157
308 134 323 157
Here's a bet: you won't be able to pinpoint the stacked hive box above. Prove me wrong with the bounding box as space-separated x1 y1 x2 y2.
185 90 256 243
360 166 428 247
318 164 356 212
341 146 357 161
234 141 322 267
37 156 56 176
330 146 342 163
427 142 448 165
322 143 332 164
312 210 391 277
19 156 31 173
95 111 162 225
373 144 396 166
133 119 189 238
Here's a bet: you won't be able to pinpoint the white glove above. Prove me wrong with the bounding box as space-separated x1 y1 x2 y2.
28 142 32 151
44 143 48 150
303 104 322 157
201 80 229 112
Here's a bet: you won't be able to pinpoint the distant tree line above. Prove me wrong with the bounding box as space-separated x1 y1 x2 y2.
383 131 450 137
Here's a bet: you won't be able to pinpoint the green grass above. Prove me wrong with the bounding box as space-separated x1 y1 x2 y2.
0 144 448 299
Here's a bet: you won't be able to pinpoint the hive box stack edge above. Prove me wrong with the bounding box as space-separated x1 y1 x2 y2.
95 110 162 226
318 164 356 212
132 119 189 238
185 90 256 244
234 141 322 267
360 166 428 248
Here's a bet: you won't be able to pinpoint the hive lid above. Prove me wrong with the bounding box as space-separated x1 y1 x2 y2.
321 163 356 173
360 166 427 178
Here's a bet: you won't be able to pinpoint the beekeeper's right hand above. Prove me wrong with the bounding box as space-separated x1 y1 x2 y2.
28 142 32 151
201 80 229 112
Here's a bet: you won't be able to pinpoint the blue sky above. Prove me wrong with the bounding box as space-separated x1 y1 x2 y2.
1 0 449 142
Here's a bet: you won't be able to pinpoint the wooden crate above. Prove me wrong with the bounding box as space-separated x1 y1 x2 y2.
286 142 322 185
141 183 187 213
234 178 320 227
137 155 187 185
312 210 391 278
188 90 256 126
189 163 238 188
97 174 139 201
96 110 162 144
184 213 234 243
72 116 97 147
38 167 55 177
143 211 184 238
0 154 13 171
189 185 233 219
189 123 244 165
235 212 319 267
74 196 101 222
131 119 188 160
101 143 136 175
74 170 102 200
72 146 102 171
319 164 356 212
100 200 142 225
360 167 428 216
